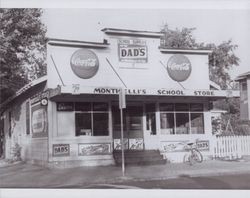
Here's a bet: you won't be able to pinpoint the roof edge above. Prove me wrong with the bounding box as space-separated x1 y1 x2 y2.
47 38 109 48
235 71 250 81
101 28 164 38
159 47 212 54
0 76 47 112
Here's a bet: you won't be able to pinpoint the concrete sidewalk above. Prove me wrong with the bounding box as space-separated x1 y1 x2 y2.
1 159 250 188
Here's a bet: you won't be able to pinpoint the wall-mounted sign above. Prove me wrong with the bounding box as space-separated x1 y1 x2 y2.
30 91 49 105
53 144 70 156
41 98 48 106
114 138 129 150
161 140 210 152
118 39 147 63
78 143 111 155
161 141 186 152
31 104 48 138
129 138 143 150
70 49 99 79
167 54 192 82
196 140 209 151
57 102 74 111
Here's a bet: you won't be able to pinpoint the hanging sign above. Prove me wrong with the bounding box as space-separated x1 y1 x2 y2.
119 88 126 109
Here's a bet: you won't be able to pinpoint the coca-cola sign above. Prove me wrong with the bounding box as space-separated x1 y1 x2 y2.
70 49 99 79
167 54 192 82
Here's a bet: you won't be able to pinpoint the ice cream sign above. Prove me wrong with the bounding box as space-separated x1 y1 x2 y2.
167 54 192 82
70 49 99 79
118 39 147 63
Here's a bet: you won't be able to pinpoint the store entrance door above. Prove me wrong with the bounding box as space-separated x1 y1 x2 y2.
112 105 144 150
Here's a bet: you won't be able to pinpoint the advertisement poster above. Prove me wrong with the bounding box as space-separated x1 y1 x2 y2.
78 143 111 155
31 103 48 138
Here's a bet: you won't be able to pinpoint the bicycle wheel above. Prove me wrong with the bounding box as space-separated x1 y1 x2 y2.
191 149 203 163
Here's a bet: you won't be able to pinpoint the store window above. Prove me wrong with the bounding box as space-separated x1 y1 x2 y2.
145 103 156 135
191 113 204 134
159 103 204 135
75 102 109 136
176 113 189 134
160 113 175 135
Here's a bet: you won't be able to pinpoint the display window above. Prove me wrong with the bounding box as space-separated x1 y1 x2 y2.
160 103 204 135
57 102 109 137
75 102 109 136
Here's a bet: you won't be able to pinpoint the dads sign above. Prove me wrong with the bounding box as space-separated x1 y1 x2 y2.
118 39 147 63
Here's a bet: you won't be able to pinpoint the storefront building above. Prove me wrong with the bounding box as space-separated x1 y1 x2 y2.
235 71 250 120
0 28 239 167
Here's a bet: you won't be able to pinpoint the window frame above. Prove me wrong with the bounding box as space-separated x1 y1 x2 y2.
74 102 109 137
159 103 205 135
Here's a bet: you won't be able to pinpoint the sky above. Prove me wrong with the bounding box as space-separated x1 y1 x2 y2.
40 2 250 80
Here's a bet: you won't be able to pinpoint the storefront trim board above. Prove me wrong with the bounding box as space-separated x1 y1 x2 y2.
57 85 239 98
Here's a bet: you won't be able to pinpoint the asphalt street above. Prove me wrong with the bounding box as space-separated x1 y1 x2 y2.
2 160 250 189
107 173 250 189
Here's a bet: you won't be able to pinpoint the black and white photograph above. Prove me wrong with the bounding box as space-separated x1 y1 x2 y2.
0 0 250 197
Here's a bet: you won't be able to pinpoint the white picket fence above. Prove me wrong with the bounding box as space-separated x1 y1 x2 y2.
213 136 250 159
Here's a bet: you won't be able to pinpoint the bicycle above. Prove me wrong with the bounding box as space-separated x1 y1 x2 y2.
183 140 203 165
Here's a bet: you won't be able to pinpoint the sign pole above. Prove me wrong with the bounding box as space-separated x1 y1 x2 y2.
120 108 125 176
119 88 126 177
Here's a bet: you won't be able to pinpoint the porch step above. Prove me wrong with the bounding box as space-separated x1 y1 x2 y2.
113 150 167 166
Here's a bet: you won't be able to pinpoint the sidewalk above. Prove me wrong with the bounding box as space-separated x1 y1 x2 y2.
1 159 250 188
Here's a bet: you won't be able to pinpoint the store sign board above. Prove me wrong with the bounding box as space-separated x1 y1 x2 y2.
30 91 49 105
60 85 239 98
167 54 192 82
118 39 147 63
57 102 74 111
53 144 70 156
70 49 99 79
78 143 111 155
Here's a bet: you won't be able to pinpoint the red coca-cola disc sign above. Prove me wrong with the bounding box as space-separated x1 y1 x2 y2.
70 49 99 79
167 54 192 82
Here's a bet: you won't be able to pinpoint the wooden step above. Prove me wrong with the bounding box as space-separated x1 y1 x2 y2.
113 150 167 166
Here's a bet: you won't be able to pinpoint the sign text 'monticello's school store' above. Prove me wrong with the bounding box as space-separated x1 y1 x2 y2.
0 28 239 167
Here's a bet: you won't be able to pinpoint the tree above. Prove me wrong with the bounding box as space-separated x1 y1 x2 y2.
0 9 46 104
207 41 239 89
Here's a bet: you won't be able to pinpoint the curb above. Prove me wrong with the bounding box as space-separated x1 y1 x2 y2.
0 161 24 168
